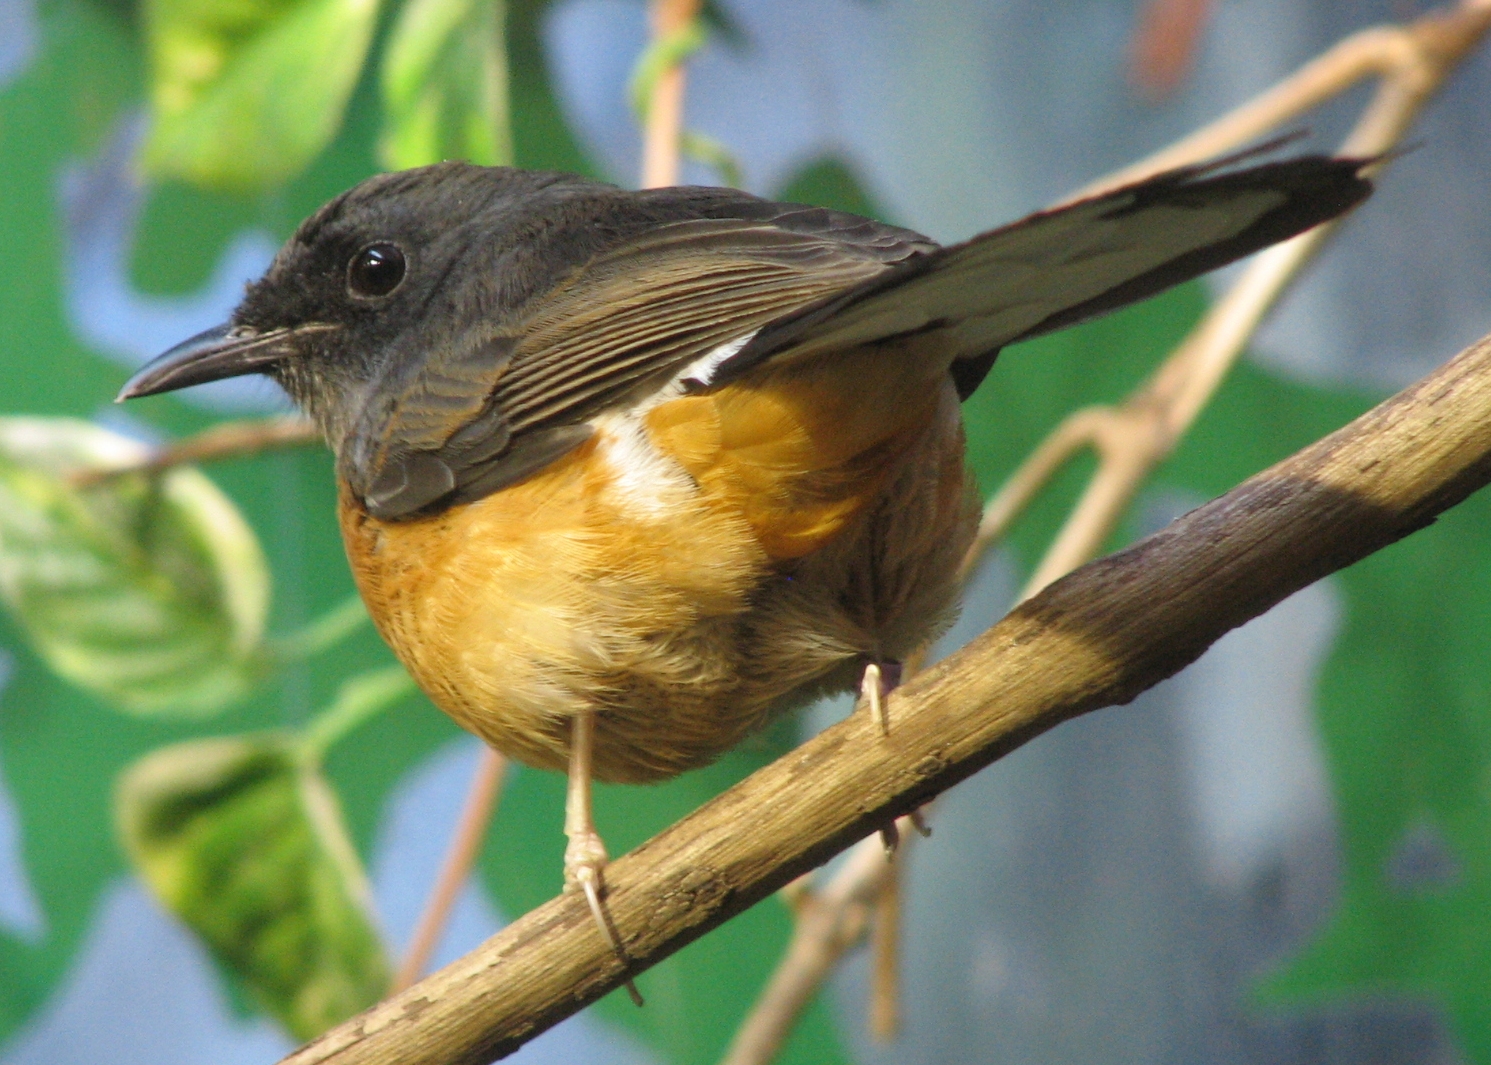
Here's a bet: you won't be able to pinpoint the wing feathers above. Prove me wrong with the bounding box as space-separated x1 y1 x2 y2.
355 154 1370 520
714 155 1370 385
356 218 906 517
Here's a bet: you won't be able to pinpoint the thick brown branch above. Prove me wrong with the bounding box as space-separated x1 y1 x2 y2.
279 328 1491 1065
697 10 1491 1056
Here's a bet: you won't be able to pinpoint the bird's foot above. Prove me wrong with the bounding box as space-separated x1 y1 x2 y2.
563 831 644 1006
879 806 934 854
563 827 609 896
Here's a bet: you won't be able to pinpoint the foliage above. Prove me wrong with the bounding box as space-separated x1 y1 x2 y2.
117 730 390 1039
143 0 381 190
0 0 1487 1062
0 417 268 717
380 0 509 170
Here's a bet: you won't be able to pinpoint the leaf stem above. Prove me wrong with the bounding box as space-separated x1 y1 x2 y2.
297 666 417 763
636 0 706 188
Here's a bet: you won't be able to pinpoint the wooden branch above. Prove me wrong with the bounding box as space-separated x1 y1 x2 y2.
826 18 1491 1033
279 327 1491 1065
1076 0 1491 201
719 830 897 1065
867 852 902 1041
718 812 926 1065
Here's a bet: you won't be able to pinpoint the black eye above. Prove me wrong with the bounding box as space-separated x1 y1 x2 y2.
347 243 406 298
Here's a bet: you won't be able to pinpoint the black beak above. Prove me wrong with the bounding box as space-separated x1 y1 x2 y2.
116 323 323 401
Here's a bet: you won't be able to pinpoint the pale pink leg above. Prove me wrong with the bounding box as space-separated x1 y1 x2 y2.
564 711 643 1006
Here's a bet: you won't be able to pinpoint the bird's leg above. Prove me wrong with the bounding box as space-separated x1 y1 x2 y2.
562 710 607 895
860 658 903 737
564 711 644 1006
860 658 906 851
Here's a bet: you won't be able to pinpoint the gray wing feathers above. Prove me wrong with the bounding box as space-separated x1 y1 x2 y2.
715 156 1370 386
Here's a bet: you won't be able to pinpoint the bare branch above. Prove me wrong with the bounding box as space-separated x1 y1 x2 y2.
277 327 1491 1065
1076 0 1491 201
983 0 1491 603
706 8 1491 1044
867 848 902 1041
640 0 703 189
719 830 902 1065
722 10 1491 1049
72 416 319 486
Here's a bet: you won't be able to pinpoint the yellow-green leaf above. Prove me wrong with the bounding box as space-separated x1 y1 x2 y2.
0 417 269 717
379 0 509 170
117 735 390 1040
143 0 380 191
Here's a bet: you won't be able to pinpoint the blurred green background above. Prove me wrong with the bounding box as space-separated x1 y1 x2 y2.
2 1 1491 1063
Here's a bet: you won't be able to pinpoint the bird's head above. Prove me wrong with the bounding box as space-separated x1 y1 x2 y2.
117 162 600 450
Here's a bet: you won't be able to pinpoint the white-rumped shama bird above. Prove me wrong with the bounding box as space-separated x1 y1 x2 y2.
121 152 1371 963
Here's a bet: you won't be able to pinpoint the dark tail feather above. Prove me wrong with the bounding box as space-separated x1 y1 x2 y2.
718 153 1373 397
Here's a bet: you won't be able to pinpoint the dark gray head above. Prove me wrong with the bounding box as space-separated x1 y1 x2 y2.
117 162 617 448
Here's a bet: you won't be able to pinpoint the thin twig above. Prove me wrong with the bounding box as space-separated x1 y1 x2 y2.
958 407 1116 585
720 820 915 1065
1074 0 1491 201
393 747 509 993
72 415 319 486
640 0 703 189
278 325 1491 1065
987 0 1491 603
868 851 902 1041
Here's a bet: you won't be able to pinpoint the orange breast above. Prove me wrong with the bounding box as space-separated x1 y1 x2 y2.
338 434 775 781
338 337 968 782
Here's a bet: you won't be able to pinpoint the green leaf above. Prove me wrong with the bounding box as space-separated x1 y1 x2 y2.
0 13 447 1048
142 0 381 191
117 734 391 1040
0 418 270 717
774 157 880 219
379 0 510 170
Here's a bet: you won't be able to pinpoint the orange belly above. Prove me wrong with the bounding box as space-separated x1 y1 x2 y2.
339 349 978 782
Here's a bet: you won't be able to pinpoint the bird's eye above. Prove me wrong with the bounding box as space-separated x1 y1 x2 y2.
347 243 406 298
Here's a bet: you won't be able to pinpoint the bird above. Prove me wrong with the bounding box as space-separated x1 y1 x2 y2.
120 150 1371 976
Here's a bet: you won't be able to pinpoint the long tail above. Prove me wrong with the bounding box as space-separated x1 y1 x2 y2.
717 153 1373 395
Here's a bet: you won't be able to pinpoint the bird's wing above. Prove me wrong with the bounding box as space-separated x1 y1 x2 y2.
357 210 934 519
711 155 1372 394
354 155 1370 520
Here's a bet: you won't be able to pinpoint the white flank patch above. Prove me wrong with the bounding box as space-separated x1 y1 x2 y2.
585 330 758 517
677 330 758 392
591 413 692 518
